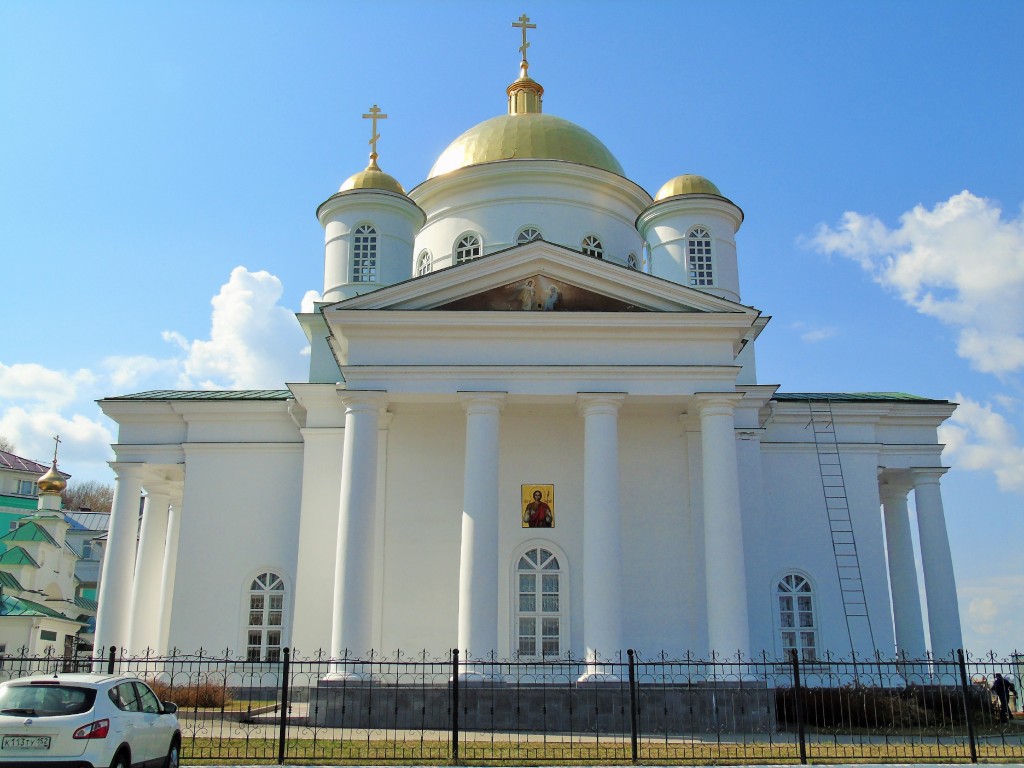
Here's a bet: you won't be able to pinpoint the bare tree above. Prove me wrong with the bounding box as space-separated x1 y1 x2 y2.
0 436 15 453
62 480 114 513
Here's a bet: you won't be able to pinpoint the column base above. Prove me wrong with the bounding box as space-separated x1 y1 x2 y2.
451 670 505 686
576 670 620 685
320 670 369 685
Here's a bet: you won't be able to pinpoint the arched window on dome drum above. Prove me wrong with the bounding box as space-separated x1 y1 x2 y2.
416 250 432 276
687 227 713 286
627 252 639 270
516 227 542 245
454 234 482 265
516 546 562 658
247 571 285 661
352 224 378 283
581 235 603 259
777 573 817 662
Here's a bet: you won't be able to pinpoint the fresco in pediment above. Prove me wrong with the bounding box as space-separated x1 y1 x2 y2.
435 275 651 312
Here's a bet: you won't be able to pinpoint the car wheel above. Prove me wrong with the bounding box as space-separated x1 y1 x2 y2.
164 738 180 768
110 750 129 768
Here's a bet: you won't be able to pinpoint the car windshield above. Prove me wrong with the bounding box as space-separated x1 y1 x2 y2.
0 683 96 716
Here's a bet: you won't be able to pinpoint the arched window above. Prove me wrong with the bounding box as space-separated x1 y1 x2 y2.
416 250 432 276
777 573 817 661
454 234 481 265
581 235 603 259
516 546 563 658
626 252 639 270
352 224 378 283
687 227 713 286
516 227 542 244
247 571 285 661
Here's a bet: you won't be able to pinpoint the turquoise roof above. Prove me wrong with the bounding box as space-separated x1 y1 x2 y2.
773 392 949 404
0 594 81 622
0 571 24 591
104 390 291 401
73 595 98 612
0 546 39 567
1 521 59 547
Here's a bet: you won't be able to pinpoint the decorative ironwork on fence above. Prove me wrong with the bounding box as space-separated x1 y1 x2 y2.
4 645 1024 764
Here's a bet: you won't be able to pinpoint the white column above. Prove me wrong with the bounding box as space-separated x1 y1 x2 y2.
457 393 505 662
696 393 750 657
578 393 626 676
128 488 170 654
329 392 386 666
94 463 145 657
157 494 182 654
913 468 963 657
880 479 927 658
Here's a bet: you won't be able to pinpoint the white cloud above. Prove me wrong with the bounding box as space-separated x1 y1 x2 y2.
959 573 1024 653
809 191 1024 375
0 363 97 410
167 267 310 389
940 394 1024 493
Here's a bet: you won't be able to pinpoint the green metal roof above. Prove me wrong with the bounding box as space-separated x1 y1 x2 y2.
0 496 39 511
1 521 59 547
73 595 98 612
0 547 39 567
0 571 24 592
0 594 81 622
104 390 291 401
773 392 949 404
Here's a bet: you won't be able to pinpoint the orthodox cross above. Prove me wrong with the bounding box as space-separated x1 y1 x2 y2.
512 14 536 62
51 434 61 463
362 104 387 160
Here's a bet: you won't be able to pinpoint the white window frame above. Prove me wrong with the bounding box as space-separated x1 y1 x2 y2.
245 570 288 662
352 224 378 283
454 233 482 265
511 542 569 660
581 234 604 259
687 226 714 286
775 571 818 662
516 226 543 245
416 250 432 276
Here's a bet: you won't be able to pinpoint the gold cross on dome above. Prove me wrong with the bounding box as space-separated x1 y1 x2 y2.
362 104 388 159
512 13 536 62
51 434 61 463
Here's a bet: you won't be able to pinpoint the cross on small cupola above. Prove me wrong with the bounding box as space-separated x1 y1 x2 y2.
362 104 388 167
513 13 536 70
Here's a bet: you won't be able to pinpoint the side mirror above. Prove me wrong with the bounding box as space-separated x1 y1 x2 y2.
161 701 178 715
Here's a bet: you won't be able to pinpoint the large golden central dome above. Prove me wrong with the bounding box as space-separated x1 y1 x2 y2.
427 112 624 179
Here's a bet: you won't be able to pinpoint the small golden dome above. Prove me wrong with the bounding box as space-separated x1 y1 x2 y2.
37 461 66 495
339 157 406 195
428 113 624 179
654 175 723 202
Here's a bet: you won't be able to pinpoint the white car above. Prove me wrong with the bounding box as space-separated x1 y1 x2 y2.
0 673 180 768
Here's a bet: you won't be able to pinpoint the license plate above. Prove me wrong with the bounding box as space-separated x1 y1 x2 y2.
2 735 51 750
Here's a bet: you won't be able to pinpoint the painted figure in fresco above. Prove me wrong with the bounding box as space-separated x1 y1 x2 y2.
543 285 560 310
519 279 536 310
524 490 553 527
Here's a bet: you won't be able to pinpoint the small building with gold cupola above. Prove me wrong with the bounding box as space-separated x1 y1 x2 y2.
96 17 962 669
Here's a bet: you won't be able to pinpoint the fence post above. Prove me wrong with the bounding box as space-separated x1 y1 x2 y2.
956 648 978 763
791 650 807 765
451 648 460 763
106 645 116 675
278 647 291 765
627 649 638 764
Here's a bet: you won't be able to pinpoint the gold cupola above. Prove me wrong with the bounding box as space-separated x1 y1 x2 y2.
337 104 407 196
654 174 724 201
36 437 67 497
427 15 623 179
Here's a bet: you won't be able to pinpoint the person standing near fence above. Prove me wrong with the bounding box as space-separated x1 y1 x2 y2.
993 673 1016 722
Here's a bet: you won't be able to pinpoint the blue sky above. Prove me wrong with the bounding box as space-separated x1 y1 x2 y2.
2 1 1022 656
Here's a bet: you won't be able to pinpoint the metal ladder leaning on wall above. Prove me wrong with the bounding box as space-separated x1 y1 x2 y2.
807 397 876 654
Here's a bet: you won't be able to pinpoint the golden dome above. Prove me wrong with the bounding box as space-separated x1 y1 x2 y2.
36 461 66 495
339 157 406 195
654 174 723 201
428 113 624 179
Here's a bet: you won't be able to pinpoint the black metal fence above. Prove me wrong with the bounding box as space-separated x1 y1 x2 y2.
5 646 1024 764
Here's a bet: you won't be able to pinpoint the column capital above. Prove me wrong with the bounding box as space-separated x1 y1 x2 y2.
142 483 173 499
910 466 949 486
459 392 508 414
339 390 388 413
576 392 626 417
693 392 744 416
107 463 147 482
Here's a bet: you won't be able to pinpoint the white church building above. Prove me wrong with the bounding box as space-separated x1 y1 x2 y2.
95 24 963 666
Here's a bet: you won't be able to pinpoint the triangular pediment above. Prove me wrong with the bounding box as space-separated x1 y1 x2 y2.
330 241 760 316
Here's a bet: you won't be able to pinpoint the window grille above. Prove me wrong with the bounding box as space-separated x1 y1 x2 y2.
778 573 817 662
687 227 713 286
416 250 432 276
247 571 285 661
516 227 542 244
581 235 603 259
455 234 481 264
516 547 562 658
352 224 378 283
